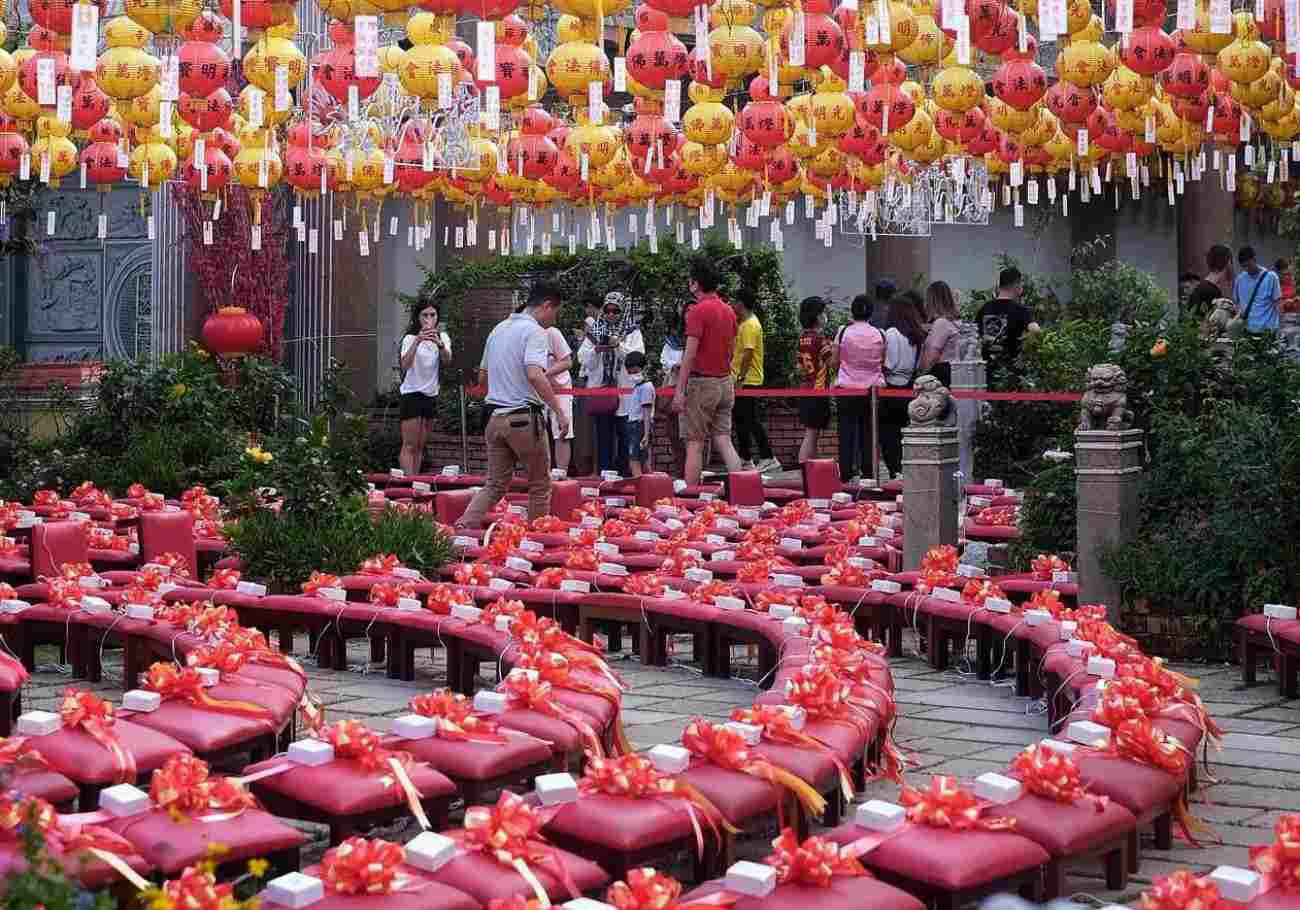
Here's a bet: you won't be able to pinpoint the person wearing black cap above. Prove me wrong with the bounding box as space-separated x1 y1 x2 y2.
869 279 896 329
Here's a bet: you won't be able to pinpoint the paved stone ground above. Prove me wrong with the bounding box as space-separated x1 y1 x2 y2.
21 631 1300 903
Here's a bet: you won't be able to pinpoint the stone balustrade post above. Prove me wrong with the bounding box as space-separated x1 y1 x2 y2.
902 377 960 570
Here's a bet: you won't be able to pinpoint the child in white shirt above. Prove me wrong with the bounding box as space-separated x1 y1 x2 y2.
617 351 655 477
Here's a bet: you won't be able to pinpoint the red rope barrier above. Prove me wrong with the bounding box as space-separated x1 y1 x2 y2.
465 385 1082 403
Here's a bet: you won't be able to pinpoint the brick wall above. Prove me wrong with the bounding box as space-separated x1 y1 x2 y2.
370 400 841 476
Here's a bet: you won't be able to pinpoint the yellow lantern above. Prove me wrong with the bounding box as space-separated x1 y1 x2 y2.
1218 36 1271 85
988 97 1039 133
680 140 727 176
95 19 160 102
121 84 161 127
566 112 618 169
683 83 734 145
865 1 918 55
810 69 856 136
1064 0 1093 34
129 140 177 187
380 44 407 74
124 0 202 34
545 39 607 101
710 0 765 81
898 14 951 65
1102 66 1153 111
931 64 982 113
592 145 632 188
243 35 306 95
1231 64 1281 109
889 107 932 151
1181 1 1236 55
1262 83 1295 121
1057 37 1114 88
400 15 463 100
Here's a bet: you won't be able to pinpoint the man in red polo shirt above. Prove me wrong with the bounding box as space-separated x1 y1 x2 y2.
671 257 745 485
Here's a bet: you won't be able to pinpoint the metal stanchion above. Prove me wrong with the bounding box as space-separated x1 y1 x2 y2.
459 383 469 470
870 386 881 486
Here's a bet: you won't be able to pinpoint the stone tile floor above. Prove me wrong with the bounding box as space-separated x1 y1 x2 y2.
20 631 1300 904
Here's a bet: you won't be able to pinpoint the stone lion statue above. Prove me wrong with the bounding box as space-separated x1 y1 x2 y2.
907 375 955 426
1077 363 1134 431
1107 322 1130 353
956 322 981 362
1200 298 1238 341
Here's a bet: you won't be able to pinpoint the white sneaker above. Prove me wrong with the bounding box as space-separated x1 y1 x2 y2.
757 457 783 474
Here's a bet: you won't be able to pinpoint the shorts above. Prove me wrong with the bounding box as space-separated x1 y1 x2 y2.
548 390 574 440
621 418 646 462
399 391 437 421
679 375 734 442
799 397 831 430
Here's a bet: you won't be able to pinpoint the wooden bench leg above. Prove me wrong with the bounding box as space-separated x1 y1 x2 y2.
1106 844 1128 891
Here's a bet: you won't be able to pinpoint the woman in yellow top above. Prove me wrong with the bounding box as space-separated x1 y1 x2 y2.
730 289 781 474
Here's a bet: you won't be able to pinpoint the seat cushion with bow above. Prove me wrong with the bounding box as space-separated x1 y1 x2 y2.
243 756 456 816
425 829 609 905
123 700 277 755
107 808 306 874
823 822 1050 890
682 874 926 910
26 719 191 785
380 731 551 782
674 763 782 827
258 863 481 910
1073 754 1185 817
984 792 1137 856
543 792 697 852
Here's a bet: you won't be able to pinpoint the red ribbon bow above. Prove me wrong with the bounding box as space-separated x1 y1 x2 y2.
60 689 136 784
975 505 1018 526
1031 554 1071 580
624 573 666 595
152 552 192 578
1251 814 1300 893
408 689 507 743
766 828 868 888
0 736 45 770
207 568 241 590
607 868 737 910
302 571 342 594
423 583 473 614
150 754 256 818
731 704 855 800
455 563 497 586
898 776 1017 831
1139 870 1222 910
369 581 417 606
602 519 632 538
565 547 601 570
464 791 579 901
320 837 408 895
531 516 568 533
141 663 272 721
536 567 571 589
1009 744 1107 811
681 720 826 821
500 673 607 758
319 719 409 772
359 554 403 575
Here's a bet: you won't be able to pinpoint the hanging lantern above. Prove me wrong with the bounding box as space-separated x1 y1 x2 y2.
69 73 109 133
1118 26 1174 77
739 75 791 147
1159 51 1210 99
626 6 688 89
993 57 1048 111
683 82 732 145
202 308 265 358
178 87 233 131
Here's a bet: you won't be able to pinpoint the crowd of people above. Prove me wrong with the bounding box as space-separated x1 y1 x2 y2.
1182 244 1297 334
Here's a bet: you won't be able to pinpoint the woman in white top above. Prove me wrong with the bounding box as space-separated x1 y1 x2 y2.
544 325 575 474
576 292 645 473
398 301 451 476
878 290 927 479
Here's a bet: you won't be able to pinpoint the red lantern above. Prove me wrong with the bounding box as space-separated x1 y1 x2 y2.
69 74 110 132
934 105 985 143
974 7 1018 56
1119 27 1175 76
1159 51 1210 99
838 118 882 157
394 124 434 193
996 131 1023 164
625 106 673 165
963 0 1005 44
740 89 792 148
1107 0 1166 28
1045 79 1096 124
183 143 233 193
626 8 689 90
544 150 581 193
860 83 915 132
314 41 381 105
483 177 513 207
1090 108 1131 152
201 307 264 358
482 43 532 99
178 88 233 132
992 58 1047 111
284 143 332 193
19 50 71 107
506 130 559 179
966 123 1000 155
466 0 518 20
216 0 292 30
1172 90 1210 126
781 0 844 70
1003 33 1038 61
31 0 109 36
731 134 766 172
183 10 225 42
179 37 232 98
419 0 465 14
688 47 726 91
764 146 800 183
81 141 126 186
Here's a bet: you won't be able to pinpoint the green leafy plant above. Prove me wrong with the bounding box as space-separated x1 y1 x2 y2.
1007 462 1077 569
0 798 116 910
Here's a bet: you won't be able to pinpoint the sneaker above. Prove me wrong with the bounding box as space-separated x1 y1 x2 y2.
740 460 757 471
757 457 783 474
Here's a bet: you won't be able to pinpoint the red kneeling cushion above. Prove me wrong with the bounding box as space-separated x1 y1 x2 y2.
1074 754 1184 816
381 733 550 783
801 460 844 501
244 756 456 816
674 764 781 827
427 830 609 905
26 720 190 784
108 808 306 874
984 792 1137 856
124 700 276 754
823 822 1050 890
682 874 926 910
259 863 480 910
544 793 695 852
12 769 79 805
436 491 475 526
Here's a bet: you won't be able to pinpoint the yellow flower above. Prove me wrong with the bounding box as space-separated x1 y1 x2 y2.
247 858 270 878
169 382 187 399
244 446 261 460
257 451 274 464
205 841 231 858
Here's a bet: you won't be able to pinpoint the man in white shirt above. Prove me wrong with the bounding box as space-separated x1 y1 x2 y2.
545 325 574 474
457 283 569 528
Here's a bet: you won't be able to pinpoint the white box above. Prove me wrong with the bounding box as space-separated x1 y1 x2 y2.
452 604 483 623
288 739 335 766
661 588 685 600
16 711 61 736
397 597 423 612
1087 656 1117 679
725 861 777 898
600 471 621 482
157 582 178 596
705 534 727 546
847 557 873 570
318 586 347 601
779 537 802 550
80 595 112 614
985 479 1004 489
769 604 795 620
879 502 899 513
932 587 961 603
536 772 579 806
488 578 514 591
772 573 803 588
550 469 568 480
560 579 591 593
635 531 660 542
142 563 173 576
390 468 406 477
1067 638 1094 658
99 783 150 818
832 492 853 506
1040 738 1078 756
1067 721 1112 747
392 567 421 580
857 536 880 548
505 557 534 573
737 509 760 521
265 873 325 909
1209 866 1263 903
875 526 896 539
391 714 438 739
647 744 691 774
1025 609 1052 626
564 901 616 910
453 536 478 549
716 518 739 531
855 800 906 833
236 581 268 597
673 480 687 493
581 516 602 529
519 540 545 553
724 722 763 745
405 832 459 874
985 598 1013 614
709 550 736 563
594 542 620 557
78 575 105 589
441 465 461 476
495 615 514 632
871 580 901 594
714 596 745 611
664 518 685 531
581 487 601 499
1264 603 1298 621
1 599 30 614
122 690 162 712
699 492 715 502
474 690 509 715
681 549 703 561
196 667 220 687
598 562 628 576
974 772 1023 804
969 496 991 508
126 604 155 621
783 616 808 632
779 706 807 730
1052 571 1078 584
411 482 431 494
957 564 985 578
1060 620 1077 640
605 497 627 508
16 516 40 528
684 568 713 584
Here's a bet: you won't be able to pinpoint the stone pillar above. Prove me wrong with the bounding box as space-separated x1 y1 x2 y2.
1074 428 1144 621
949 320 985 482
865 236 931 289
1178 175 1235 278
902 424 961 570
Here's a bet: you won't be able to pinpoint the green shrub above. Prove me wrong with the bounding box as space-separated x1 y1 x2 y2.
1007 462 1076 569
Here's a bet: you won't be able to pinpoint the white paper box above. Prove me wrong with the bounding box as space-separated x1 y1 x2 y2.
474 690 509 714
1087 656 1117 679
974 772 1023 804
157 582 178 596
738 509 760 521
705 534 727 546
664 518 685 531
769 604 795 620
536 772 579 806
808 498 830 509
773 573 803 588
100 783 150 818
1209 867 1262 903
16 516 40 528
411 482 431 494
581 486 601 497
716 518 739 530
1040 738 1078 756
16 711 61 736
288 739 335 765
1067 720 1112 747
520 540 545 553
581 516 602 528
564 900 616 910
985 479 1004 489
142 563 172 576
684 568 713 583
779 537 802 550
673 480 687 493
714 595 745 611
594 542 620 557
560 579 591 593
1264 604 1298 620
441 465 460 476
391 714 438 739
856 800 906 832
725 861 777 898
488 578 514 591
879 502 899 513
724 721 763 745
932 587 961 603
875 526 896 539
236 581 268 596
1 599 30 614
783 616 808 632
871 580 901 594
550 469 568 480
495 615 514 631
390 468 406 477
970 496 991 508
123 690 161 712
699 492 715 502
957 564 985 578
711 550 737 562
78 575 105 589
600 471 621 482
508 668 539 684
832 492 853 505
662 588 685 600
635 531 660 542
1060 620 1077 640
847 557 873 569
1025 609 1052 626
598 562 628 576
985 598 1013 614
405 833 458 874
648 743 691 774
453 536 477 549
196 667 219 687
397 597 422 612
318 587 347 601
780 706 807 730
392 567 421 580
265 873 325 909
126 604 155 621
605 497 627 508
1067 638 1094 657
504 556 534 573
681 549 703 561
452 604 483 623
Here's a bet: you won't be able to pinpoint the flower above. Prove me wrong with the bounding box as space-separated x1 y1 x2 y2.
1151 339 1168 358
169 383 188 399
247 859 269 878
243 446 273 465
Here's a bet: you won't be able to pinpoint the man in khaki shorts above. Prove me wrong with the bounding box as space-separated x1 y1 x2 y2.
457 282 569 528
671 257 746 485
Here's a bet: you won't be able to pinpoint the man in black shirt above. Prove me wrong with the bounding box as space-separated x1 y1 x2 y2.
977 267 1040 375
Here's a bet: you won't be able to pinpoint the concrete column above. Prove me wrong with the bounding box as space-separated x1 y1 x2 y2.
1074 428 1145 622
949 361 985 484
902 425 961 570
1178 174 1235 278
865 236 931 290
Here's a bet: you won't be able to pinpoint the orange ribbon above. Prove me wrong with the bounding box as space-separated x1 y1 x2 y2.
1250 814 1300 893
1139 870 1222 910
731 704 855 801
898 776 1017 831
359 554 403 575
607 868 738 910
59 689 136 785
464 791 579 904
500 674 606 759
302 571 342 594
765 828 868 888
321 837 412 895
150 754 257 819
141 663 273 721
425 583 474 614
1008 744 1107 811
408 690 508 744
681 719 826 823
1031 554 1070 580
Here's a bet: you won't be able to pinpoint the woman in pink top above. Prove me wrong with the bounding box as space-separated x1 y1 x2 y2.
828 294 886 481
